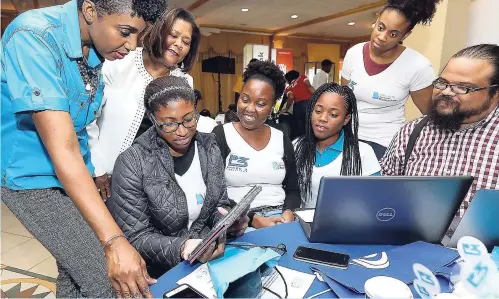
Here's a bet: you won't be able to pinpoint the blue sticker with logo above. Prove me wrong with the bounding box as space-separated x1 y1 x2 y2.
492 247 499 268
467 262 489 288
196 194 204 205
418 271 436 285
463 244 483 256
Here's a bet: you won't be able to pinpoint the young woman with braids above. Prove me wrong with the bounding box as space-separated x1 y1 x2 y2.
341 0 442 159
212 60 301 230
107 76 248 278
295 83 381 209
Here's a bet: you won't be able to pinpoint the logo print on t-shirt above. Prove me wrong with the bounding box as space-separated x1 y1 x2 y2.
196 194 205 205
227 155 249 172
348 80 357 91
272 162 285 170
372 92 396 102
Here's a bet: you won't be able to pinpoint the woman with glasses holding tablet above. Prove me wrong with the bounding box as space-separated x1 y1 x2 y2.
106 76 248 278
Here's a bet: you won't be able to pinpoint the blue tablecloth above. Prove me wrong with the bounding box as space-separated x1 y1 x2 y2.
151 221 395 298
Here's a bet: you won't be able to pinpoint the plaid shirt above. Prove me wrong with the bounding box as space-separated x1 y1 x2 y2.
380 106 499 216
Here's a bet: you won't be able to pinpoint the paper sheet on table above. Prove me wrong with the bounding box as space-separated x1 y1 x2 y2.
177 264 217 299
295 209 315 223
176 265 315 299
259 266 316 299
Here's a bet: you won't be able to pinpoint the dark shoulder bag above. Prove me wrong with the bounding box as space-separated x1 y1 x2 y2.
403 116 430 175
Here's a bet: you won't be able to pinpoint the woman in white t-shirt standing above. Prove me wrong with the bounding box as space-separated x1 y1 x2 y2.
295 83 381 208
212 60 300 230
88 8 200 199
341 0 441 159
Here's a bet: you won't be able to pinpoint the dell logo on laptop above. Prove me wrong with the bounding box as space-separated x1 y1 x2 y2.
376 208 396 222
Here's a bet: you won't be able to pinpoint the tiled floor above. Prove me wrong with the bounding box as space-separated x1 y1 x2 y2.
1 202 57 298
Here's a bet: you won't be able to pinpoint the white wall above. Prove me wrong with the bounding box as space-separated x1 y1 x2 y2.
466 0 499 46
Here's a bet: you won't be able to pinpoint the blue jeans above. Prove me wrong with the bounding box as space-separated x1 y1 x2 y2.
246 209 283 232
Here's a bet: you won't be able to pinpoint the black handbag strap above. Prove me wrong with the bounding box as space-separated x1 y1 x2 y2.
404 116 430 174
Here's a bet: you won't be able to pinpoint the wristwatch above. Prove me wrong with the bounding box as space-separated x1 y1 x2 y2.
247 210 256 227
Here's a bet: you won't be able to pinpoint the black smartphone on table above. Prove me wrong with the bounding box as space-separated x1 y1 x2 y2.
163 284 207 298
293 246 350 269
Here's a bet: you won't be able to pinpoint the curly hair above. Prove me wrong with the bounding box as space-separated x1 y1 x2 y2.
382 0 442 31
243 60 287 103
77 0 166 23
144 76 195 114
295 82 362 201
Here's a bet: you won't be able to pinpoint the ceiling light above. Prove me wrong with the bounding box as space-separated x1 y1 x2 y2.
241 8 249 12
291 14 298 19
348 21 356 26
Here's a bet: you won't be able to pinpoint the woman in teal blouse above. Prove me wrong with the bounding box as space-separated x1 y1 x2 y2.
1 0 166 297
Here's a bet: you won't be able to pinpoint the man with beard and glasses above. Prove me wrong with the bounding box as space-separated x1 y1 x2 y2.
380 44 499 221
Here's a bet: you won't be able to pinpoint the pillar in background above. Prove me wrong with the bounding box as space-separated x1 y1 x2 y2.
466 0 499 46
403 0 471 121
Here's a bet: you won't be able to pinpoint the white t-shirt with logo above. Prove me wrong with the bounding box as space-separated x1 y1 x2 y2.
223 124 286 209
174 142 206 229
341 42 435 147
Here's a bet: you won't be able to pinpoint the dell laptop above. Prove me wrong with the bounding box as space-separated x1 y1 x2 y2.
298 176 473 245
443 189 499 251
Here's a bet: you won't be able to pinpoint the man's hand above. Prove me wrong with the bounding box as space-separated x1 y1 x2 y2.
218 207 249 237
105 237 156 298
252 215 283 229
94 174 111 200
280 210 295 223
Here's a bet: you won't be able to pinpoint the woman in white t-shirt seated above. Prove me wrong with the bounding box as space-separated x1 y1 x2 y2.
212 60 300 230
107 76 248 277
341 0 440 159
295 82 381 208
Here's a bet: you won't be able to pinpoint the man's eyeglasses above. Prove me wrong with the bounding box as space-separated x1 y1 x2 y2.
433 79 498 95
150 112 198 133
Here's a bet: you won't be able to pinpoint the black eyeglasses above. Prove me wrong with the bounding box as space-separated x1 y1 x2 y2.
433 79 498 95
150 112 198 133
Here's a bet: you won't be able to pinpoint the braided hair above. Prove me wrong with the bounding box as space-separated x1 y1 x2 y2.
295 82 362 200
382 0 442 31
144 76 195 115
